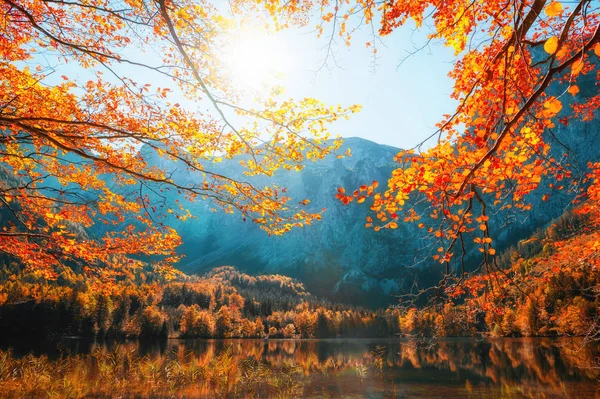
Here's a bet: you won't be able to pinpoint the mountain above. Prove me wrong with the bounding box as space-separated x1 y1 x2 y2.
153 61 600 307
148 138 433 307
153 93 599 306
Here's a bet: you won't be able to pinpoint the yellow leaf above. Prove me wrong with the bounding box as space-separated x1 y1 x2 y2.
595 43 600 57
544 36 558 54
489 248 496 255
389 222 398 229
545 1 562 17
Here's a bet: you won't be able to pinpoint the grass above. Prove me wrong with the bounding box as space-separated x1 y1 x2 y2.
0 344 370 398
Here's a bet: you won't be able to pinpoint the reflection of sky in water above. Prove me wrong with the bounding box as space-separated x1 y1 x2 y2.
1 338 599 398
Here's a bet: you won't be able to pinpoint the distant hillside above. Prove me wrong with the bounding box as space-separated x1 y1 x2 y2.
0 264 397 339
397 207 600 338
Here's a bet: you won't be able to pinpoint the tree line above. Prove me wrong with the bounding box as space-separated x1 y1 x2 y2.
2 202 600 341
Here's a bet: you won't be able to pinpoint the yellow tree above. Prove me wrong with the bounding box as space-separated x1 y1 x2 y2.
0 0 359 278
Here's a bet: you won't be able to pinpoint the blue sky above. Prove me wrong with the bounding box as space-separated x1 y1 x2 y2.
265 21 459 150
34 9 458 151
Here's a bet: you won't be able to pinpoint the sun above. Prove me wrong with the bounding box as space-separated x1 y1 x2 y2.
221 27 289 93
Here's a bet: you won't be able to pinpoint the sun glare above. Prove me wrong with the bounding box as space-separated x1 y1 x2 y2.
221 28 290 93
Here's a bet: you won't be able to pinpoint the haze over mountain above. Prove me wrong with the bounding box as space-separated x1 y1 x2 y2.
141 138 418 306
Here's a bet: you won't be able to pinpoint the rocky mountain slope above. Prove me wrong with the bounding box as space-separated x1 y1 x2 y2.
152 94 599 305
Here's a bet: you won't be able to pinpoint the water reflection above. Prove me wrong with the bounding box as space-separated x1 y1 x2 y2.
1 338 599 398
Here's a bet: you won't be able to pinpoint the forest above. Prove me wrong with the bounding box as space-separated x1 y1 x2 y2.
1 202 599 340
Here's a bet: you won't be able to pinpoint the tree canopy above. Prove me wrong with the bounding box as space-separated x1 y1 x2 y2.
0 0 359 278
312 0 600 283
1 0 599 283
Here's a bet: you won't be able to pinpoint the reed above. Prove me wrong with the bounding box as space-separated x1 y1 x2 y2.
0 345 357 398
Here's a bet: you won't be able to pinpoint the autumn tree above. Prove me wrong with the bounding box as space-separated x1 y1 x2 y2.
140 305 168 337
215 305 235 337
282 323 296 337
254 317 266 337
293 308 316 338
0 0 358 278
248 0 600 291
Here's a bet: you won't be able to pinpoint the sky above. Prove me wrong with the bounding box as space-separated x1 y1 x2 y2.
235 20 459 150
34 7 458 151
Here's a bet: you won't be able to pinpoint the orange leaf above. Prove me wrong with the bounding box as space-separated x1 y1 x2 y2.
545 1 562 17
567 85 579 96
542 97 562 118
571 59 584 75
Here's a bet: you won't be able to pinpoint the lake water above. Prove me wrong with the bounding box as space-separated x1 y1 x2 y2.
1 337 599 398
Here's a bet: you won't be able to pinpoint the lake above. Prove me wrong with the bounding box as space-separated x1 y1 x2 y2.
1 337 599 398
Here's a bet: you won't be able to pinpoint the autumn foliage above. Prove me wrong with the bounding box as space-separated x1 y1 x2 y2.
2 0 600 353
306 0 600 277
0 265 396 339
0 0 359 277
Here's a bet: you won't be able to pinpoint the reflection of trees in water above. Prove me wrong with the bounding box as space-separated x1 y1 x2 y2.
391 339 600 397
0 338 598 398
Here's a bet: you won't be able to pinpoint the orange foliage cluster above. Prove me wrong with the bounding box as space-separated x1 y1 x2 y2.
297 0 600 270
397 189 600 338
